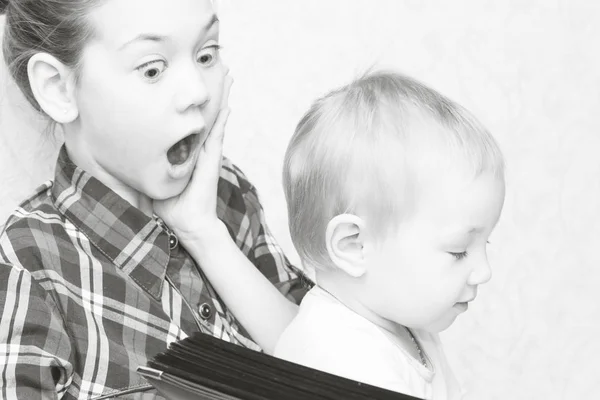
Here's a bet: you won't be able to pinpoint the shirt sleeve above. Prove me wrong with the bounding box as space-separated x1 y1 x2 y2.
243 183 312 305
0 263 74 400
217 158 312 305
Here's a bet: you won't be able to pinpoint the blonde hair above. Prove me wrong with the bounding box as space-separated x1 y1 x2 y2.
283 71 504 268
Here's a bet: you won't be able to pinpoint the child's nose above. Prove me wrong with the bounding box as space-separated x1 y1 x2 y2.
467 257 492 286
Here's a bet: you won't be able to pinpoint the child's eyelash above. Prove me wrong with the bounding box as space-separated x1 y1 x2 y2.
449 241 490 261
449 251 468 261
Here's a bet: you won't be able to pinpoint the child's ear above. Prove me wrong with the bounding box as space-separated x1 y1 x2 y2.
27 53 78 123
325 214 367 278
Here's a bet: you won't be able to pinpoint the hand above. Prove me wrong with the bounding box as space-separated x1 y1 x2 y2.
153 74 233 242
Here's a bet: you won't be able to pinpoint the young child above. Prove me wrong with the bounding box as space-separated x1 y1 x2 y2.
0 0 307 398
275 71 506 399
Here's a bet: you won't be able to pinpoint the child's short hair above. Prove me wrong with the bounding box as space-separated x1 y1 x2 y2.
283 71 504 269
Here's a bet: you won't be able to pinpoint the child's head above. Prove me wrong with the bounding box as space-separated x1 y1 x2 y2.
3 0 226 204
283 71 505 331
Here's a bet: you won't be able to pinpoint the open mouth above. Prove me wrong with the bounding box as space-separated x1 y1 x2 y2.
167 133 199 166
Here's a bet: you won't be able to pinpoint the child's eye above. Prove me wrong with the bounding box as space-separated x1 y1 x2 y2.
197 45 221 67
137 60 167 82
449 251 468 261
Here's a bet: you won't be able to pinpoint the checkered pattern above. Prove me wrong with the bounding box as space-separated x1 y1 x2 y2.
0 146 307 400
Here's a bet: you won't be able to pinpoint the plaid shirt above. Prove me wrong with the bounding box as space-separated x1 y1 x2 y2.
0 146 307 400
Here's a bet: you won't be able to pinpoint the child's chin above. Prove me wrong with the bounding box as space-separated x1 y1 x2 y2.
423 316 457 333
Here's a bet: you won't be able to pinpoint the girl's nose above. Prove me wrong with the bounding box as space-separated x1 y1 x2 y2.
176 68 210 112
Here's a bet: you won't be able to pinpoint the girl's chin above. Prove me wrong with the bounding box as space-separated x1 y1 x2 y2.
142 176 190 202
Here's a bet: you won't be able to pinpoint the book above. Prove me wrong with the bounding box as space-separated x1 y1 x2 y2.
138 332 423 400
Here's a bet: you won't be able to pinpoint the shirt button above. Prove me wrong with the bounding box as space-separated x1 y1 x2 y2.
168 234 178 250
199 303 212 320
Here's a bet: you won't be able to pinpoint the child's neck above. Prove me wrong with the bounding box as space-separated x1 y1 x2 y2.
315 268 428 367
315 268 401 334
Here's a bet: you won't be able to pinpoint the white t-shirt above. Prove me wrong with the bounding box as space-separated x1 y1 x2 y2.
274 286 463 400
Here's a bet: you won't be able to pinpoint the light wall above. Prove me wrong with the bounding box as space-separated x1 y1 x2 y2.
1 1 599 399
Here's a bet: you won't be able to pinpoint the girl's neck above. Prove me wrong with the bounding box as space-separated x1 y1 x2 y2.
64 141 154 216
137 196 154 216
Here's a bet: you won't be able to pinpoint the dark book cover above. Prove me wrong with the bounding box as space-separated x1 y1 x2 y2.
138 332 423 400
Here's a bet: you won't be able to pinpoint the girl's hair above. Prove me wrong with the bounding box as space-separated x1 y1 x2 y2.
2 0 101 113
283 70 505 269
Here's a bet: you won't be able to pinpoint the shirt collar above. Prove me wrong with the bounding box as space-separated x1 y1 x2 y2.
51 145 170 301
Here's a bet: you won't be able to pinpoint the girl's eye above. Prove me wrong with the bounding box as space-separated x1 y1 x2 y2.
137 60 167 82
197 45 221 67
449 251 468 261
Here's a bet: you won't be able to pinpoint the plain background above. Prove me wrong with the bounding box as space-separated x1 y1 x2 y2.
1 1 599 399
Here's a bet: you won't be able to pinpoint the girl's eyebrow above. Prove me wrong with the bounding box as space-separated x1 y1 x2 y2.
118 34 169 51
118 14 219 51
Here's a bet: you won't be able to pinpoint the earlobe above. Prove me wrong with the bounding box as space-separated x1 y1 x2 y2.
326 214 367 278
28 53 78 123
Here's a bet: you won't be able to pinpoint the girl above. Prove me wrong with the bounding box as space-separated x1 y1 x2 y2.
0 0 306 399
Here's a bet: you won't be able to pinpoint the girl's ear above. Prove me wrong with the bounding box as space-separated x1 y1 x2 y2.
27 53 78 123
325 214 367 278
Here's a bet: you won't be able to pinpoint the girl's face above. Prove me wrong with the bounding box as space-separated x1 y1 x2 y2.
68 0 225 205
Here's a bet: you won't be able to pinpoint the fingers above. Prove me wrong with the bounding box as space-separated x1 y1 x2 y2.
186 76 233 192
221 74 233 110
205 74 233 154
193 106 230 178
209 106 231 150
